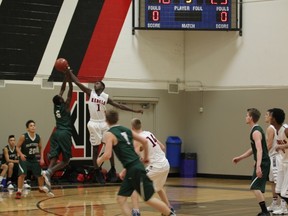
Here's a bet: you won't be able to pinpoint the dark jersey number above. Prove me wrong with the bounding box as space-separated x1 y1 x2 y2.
146 133 157 147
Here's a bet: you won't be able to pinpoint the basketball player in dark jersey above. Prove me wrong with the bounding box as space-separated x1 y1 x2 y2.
42 71 73 191
233 108 270 216
2 135 19 188
15 120 51 199
97 110 176 216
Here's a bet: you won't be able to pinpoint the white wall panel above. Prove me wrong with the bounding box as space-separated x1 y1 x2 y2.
184 0 288 90
105 6 185 90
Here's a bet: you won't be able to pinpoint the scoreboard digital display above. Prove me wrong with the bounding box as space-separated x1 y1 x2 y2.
139 0 240 30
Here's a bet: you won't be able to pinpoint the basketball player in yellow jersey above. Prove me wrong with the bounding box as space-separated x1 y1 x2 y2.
68 70 143 184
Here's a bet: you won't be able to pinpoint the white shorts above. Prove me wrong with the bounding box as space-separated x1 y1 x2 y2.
146 162 170 192
275 163 288 198
269 154 282 183
87 120 109 146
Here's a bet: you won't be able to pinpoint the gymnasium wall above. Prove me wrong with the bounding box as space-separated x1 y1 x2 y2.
181 0 288 176
184 89 288 176
0 84 188 173
1 0 288 177
184 0 288 89
2 84 288 176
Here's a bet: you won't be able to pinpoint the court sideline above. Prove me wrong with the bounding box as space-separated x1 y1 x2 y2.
0 178 273 216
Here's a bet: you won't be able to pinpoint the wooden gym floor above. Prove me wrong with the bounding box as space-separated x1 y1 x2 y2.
0 177 273 216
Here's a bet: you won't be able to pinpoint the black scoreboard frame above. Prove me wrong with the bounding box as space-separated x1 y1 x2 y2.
132 0 243 36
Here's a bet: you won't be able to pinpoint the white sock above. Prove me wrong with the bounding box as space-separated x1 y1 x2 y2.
132 209 140 213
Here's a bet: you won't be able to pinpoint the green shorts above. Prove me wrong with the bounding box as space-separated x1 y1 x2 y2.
49 129 72 160
250 160 270 193
18 158 41 177
118 162 155 201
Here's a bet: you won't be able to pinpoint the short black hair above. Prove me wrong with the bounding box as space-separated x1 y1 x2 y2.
53 95 62 105
100 81 105 90
271 108 285 125
8 135 15 140
26 120 35 128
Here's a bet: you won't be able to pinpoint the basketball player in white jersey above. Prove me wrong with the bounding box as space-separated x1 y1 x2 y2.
265 109 285 212
270 108 288 214
68 70 143 184
127 118 174 216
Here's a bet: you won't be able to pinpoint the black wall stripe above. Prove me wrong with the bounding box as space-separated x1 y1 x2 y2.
86 103 91 157
71 93 84 148
0 0 63 80
49 0 105 82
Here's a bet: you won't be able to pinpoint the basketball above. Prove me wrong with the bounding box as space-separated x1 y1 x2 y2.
54 58 69 72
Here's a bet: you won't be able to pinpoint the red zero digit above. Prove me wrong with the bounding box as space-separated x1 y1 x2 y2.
221 11 228 22
152 10 160 21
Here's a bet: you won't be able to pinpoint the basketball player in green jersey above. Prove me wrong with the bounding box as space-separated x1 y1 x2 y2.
2 135 19 188
232 108 270 216
42 71 73 190
15 120 51 199
97 110 176 216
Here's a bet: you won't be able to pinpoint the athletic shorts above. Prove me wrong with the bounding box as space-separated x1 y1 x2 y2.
269 154 282 183
87 120 109 146
18 158 41 177
49 129 72 160
146 162 170 192
250 160 270 193
118 162 155 201
275 163 288 197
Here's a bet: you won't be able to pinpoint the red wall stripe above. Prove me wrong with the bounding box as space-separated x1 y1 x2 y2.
77 0 131 82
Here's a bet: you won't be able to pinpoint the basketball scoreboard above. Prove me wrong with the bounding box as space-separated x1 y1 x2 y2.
132 0 242 33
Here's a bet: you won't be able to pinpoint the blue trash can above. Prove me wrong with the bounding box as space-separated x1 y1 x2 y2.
166 136 182 168
180 153 197 178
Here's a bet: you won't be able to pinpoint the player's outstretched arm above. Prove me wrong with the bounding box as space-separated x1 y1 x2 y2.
59 73 67 97
65 72 73 110
67 70 91 96
108 98 143 114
